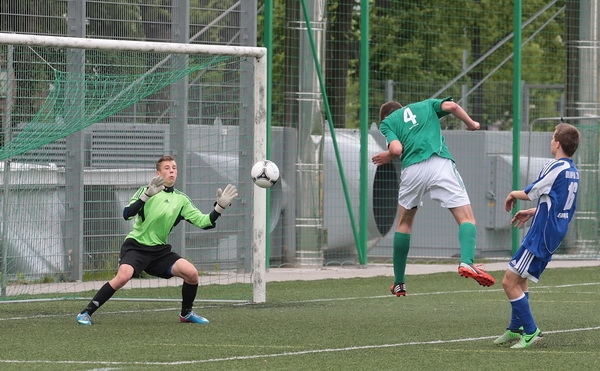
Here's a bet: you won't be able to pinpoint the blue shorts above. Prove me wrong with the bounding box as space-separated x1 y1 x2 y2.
507 246 548 283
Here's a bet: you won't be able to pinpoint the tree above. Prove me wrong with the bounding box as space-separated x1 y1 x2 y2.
366 0 566 129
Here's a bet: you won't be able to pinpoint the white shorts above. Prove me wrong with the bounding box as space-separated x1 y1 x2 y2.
398 155 470 209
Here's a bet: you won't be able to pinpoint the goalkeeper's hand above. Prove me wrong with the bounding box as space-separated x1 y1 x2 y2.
214 184 238 213
140 176 165 202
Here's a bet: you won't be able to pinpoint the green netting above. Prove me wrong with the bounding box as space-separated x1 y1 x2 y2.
0 55 229 160
0 43 257 302
1 1 599 305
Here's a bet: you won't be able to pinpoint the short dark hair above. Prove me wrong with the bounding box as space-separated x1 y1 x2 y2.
156 155 176 171
554 123 580 157
379 101 403 121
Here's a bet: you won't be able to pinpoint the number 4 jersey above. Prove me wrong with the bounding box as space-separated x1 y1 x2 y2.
522 158 579 261
378 97 455 168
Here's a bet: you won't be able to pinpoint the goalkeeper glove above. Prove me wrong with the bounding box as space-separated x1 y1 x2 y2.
140 176 165 202
214 184 238 213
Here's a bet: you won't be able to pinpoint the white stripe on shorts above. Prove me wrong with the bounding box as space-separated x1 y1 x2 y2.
508 248 538 282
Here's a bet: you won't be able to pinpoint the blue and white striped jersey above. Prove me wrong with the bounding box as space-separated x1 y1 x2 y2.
521 158 579 261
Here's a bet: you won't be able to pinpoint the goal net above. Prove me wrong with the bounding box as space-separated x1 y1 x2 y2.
0 33 267 304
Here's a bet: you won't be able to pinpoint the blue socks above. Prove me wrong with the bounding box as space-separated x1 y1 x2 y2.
509 292 537 334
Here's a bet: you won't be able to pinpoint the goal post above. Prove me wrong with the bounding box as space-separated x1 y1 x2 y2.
0 33 268 304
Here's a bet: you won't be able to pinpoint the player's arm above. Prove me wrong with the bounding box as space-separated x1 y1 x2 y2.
179 204 219 230
504 190 531 212
123 199 145 219
372 139 402 166
511 207 536 228
182 184 238 229
441 101 480 131
372 118 402 167
122 176 165 219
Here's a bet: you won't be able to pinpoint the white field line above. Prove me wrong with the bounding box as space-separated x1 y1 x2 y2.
0 282 600 366
1 281 599 320
0 326 599 366
4 260 599 296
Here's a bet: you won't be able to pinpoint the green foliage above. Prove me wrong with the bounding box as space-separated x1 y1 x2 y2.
366 0 566 128
1 1 570 130
82 259 118 282
257 0 567 129
87 0 146 40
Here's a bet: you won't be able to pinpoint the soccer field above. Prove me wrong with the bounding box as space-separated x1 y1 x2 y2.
1 265 599 370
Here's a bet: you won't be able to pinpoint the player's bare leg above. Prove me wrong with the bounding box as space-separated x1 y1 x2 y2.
172 258 209 324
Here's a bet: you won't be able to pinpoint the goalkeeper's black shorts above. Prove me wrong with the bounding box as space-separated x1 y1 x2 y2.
119 238 181 279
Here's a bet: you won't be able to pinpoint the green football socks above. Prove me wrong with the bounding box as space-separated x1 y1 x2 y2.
458 222 476 264
393 232 411 283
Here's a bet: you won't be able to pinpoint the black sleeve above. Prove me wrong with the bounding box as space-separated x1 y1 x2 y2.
209 209 221 224
123 199 145 220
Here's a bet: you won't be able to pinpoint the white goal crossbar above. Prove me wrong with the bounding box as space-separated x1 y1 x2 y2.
0 32 268 303
0 33 266 58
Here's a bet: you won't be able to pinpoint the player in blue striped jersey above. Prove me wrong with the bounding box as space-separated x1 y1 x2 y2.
495 123 580 349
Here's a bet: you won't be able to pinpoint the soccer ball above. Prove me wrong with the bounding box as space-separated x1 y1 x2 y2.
251 160 280 188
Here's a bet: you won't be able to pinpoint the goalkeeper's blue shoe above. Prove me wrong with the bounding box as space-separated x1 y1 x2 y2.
179 311 210 324
76 312 92 326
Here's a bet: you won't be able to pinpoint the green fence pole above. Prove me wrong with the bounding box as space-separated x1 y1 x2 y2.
512 0 522 254
263 0 273 267
358 0 370 266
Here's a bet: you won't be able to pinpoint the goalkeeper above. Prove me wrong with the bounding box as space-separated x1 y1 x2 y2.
76 155 238 326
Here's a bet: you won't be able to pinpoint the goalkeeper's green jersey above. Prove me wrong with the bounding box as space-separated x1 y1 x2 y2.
125 187 214 246
378 96 454 168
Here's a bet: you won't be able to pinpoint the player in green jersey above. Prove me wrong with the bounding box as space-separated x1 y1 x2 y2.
76 155 238 325
372 97 495 296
